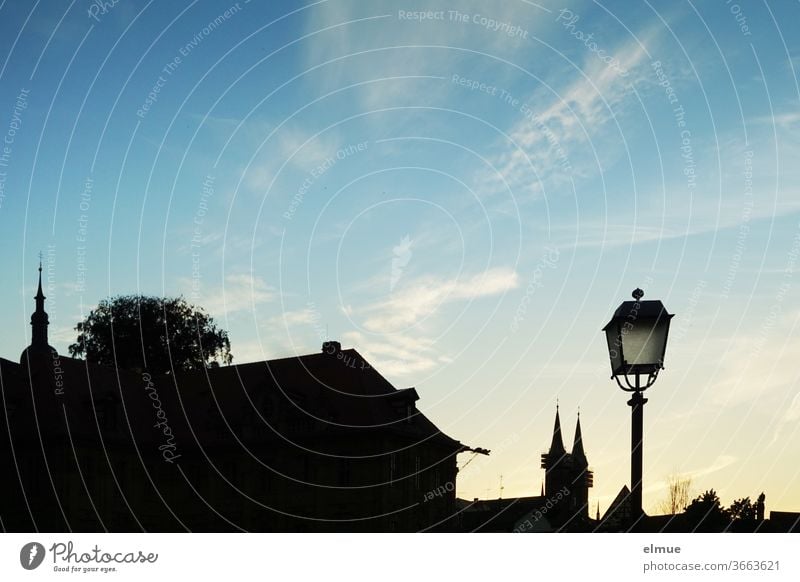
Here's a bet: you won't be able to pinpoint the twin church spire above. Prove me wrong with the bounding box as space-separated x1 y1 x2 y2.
541 404 593 518
547 403 586 465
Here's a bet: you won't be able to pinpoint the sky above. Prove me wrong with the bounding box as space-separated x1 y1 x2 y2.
0 0 799 516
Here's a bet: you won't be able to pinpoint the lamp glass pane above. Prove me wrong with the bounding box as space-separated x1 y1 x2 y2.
621 316 665 366
653 318 670 364
605 325 624 374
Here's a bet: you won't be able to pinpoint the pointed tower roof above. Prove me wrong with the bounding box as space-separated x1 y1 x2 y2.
548 403 565 455
35 258 45 301
21 256 56 364
601 485 632 525
572 411 587 465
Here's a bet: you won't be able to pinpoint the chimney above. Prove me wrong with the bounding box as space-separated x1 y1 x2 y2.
322 341 341 355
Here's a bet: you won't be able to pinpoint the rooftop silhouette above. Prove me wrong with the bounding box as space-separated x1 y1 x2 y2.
1 266 797 532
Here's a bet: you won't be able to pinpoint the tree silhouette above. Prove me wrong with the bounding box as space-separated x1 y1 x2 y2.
657 474 692 515
683 489 730 532
69 295 232 374
728 497 756 522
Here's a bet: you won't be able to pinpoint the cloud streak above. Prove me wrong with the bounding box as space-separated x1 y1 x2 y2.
478 25 657 198
178 274 275 319
361 267 519 331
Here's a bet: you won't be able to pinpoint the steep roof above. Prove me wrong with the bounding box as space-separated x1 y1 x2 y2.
548 406 565 455
2 346 464 454
601 485 632 526
572 413 587 465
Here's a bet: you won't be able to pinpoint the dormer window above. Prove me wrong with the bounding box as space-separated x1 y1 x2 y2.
389 387 419 423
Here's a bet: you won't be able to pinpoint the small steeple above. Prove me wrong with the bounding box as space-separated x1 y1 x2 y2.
572 410 588 466
548 402 565 455
21 256 56 364
596 501 600 521
35 256 45 303
32 256 48 344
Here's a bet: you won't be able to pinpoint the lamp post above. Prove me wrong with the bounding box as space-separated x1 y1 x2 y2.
603 288 673 523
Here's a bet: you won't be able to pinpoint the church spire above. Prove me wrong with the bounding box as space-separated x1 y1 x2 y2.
35 255 45 306
21 255 55 364
548 402 565 455
31 255 49 345
572 410 587 466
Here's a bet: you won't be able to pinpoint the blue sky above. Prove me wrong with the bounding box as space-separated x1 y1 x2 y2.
1 0 799 514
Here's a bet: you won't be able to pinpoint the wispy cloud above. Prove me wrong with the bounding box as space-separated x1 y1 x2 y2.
243 125 341 192
550 189 800 250
178 273 275 318
770 389 800 448
478 27 657 198
706 314 800 410
342 329 444 378
361 267 519 331
301 0 558 115
646 455 738 497
755 111 800 129
271 306 318 326
331 266 520 377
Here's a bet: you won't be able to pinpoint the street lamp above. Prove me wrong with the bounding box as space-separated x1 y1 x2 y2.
603 288 673 523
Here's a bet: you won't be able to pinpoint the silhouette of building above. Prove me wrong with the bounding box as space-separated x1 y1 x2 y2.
597 486 799 533
767 512 800 533
19 260 57 364
597 485 632 531
0 267 474 532
458 406 594 532
4 266 797 533
540 406 593 517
